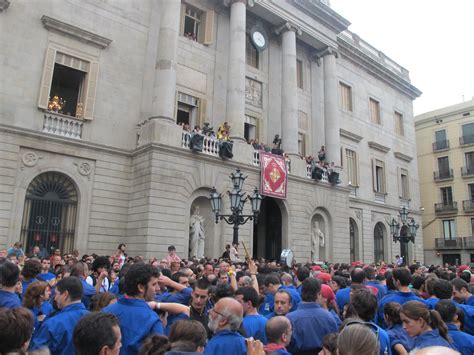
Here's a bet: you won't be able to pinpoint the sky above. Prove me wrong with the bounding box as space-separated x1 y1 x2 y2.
329 0 474 116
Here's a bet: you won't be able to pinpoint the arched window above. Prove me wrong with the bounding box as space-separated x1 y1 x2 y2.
374 222 385 262
20 172 78 255
349 218 358 262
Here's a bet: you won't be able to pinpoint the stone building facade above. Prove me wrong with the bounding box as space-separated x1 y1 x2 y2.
0 0 423 263
415 100 474 265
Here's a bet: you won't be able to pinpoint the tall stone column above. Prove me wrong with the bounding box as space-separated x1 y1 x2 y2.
150 0 181 122
323 48 340 165
277 22 301 157
226 0 247 140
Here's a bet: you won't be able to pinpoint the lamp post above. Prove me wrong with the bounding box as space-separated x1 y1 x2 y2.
209 169 262 245
388 206 419 264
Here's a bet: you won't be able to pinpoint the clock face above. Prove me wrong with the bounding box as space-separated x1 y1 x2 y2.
252 31 266 48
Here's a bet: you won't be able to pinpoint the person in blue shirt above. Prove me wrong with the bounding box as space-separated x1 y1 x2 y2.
452 278 474 306
365 266 387 300
383 301 414 354
156 272 193 305
205 297 247 355
0 259 21 309
336 268 366 314
263 316 292 355
103 263 164 355
7 242 25 259
235 287 268 344
20 259 42 297
260 274 301 315
400 300 454 351
287 277 338 354
347 288 392 355
73 312 122 355
265 289 293 320
436 300 474 355
377 268 425 327
37 258 56 282
70 261 97 309
30 276 89 355
0 306 35 354
22 280 53 332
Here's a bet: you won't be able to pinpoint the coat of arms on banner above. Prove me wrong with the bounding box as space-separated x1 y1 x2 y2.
260 152 288 199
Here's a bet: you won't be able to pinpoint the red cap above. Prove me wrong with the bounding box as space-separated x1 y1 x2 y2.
312 265 322 272
320 283 335 303
317 272 332 284
459 265 469 272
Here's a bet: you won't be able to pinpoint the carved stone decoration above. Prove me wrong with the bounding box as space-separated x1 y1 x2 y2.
355 210 361 220
245 77 262 108
371 212 377 222
22 152 40 167
0 0 10 12
76 162 92 176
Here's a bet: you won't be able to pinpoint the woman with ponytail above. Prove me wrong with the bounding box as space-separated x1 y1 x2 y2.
383 302 413 354
400 300 453 350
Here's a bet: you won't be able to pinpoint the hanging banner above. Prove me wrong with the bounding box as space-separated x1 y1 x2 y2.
260 152 288 199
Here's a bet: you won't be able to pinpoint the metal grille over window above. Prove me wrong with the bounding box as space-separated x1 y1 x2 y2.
20 172 78 254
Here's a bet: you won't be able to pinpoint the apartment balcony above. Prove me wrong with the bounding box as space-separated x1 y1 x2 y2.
463 200 474 213
460 134 474 146
464 237 474 249
433 169 454 181
435 238 463 249
432 140 449 152
461 166 474 178
43 113 83 139
434 202 458 215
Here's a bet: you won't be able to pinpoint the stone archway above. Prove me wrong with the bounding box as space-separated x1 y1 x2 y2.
253 197 282 261
349 218 359 263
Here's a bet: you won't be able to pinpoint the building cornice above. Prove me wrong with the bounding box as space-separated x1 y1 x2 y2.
337 32 421 100
290 0 350 34
349 197 423 217
340 128 363 142
41 15 112 49
368 141 390 153
394 151 413 162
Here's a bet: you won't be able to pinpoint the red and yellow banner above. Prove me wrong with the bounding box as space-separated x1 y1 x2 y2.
260 152 288 199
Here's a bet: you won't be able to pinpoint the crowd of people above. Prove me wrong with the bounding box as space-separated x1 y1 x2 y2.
1 241 474 355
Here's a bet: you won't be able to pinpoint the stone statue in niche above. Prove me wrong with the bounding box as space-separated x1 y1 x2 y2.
311 220 325 262
189 206 205 259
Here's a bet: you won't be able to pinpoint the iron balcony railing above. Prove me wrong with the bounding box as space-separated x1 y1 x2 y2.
435 238 463 249
434 202 458 214
461 166 474 177
463 200 474 212
432 140 449 152
463 237 474 249
460 134 474 146
433 169 454 181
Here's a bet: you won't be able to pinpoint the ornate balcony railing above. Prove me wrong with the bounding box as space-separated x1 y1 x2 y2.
432 140 449 152
463 237 474 249
43 113 83 139
433 169 453 181
252 150 291 174
463 200 474 212
434 202 458 214
435 238 463 249
461 166 474 177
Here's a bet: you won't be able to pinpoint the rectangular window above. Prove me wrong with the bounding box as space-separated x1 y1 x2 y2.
298 132 305 156
339 82 353 111
466 152 474 174
345 149 358 186
369 98 381 124
435 130 448 150
296 59 303 89
438 156 450 179
176 92 199 128
183 5 201 41
180 5 214 45
400 168 409 199
441 186 453 205
462 123 474 145
244 115 257 143
38 49 99 120
372 159 386 193
395 111 404 136
471 218 474 236
246 34 259 69
469 184 474 202
443 219 456 240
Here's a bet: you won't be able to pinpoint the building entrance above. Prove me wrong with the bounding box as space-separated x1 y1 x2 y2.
253 197 282 261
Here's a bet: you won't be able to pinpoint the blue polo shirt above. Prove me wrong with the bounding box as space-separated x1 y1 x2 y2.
465 295 474 307
22 278 39 297
377 291 426 327
367 281 387 300
387 324 413 353
368 322 392 355
260 286 301 315
447 323 474 355
156 287 192 305
37 271 56 282
336 287 351 314
413 329 453 350
103 297 164 355
287 302 338 354
30 302 89 355
242 314 268 344
204 330 247 355
80 278 96 309
0 290 21 309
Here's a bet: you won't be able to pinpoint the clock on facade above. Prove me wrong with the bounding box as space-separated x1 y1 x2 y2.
250 27 268 51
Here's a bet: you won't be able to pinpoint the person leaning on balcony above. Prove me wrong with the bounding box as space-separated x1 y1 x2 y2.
217 122 230 141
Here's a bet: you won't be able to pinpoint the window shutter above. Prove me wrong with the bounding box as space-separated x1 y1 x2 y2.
382 161 387 193
83 61 99 120
203 10 215 45
198 98 207 127
355 152 360 187
179 3 186 37
372 158 376 192
397 167 402 198
38 47 56 109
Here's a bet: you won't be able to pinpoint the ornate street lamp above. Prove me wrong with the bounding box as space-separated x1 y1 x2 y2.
209 169 262 245
388 207 419 263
